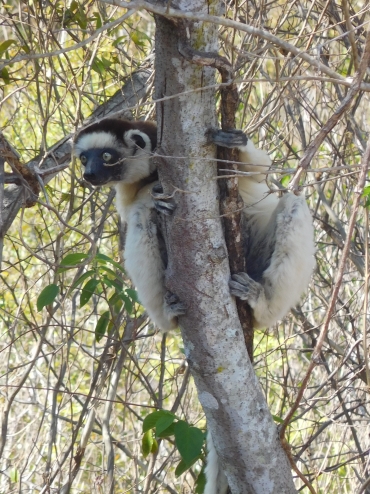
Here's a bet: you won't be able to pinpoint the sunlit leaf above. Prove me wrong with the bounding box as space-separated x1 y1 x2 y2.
0 68 10 84
142 430 153 458
143 410 175 433
0 39 16 53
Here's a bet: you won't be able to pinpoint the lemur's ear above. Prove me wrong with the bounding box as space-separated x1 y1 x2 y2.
130 133 146 149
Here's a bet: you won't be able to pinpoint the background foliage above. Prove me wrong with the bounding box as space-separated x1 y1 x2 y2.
1 0 370 492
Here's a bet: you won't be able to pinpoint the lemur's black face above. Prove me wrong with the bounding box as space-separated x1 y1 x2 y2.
79 147 123 186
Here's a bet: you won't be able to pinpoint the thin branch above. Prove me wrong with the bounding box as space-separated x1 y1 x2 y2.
102 0 370 92
0 10 138 72
289 24 370 191
280 131 370 438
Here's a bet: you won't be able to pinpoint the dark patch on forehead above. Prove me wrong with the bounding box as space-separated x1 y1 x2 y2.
77 118 157 151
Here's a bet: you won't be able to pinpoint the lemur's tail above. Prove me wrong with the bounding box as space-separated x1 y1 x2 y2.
204 432 229 494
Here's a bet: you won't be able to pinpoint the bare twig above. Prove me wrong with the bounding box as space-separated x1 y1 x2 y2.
289 24 370 192
280 131 370 438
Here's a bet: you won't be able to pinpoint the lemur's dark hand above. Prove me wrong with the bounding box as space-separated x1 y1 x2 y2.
206 128 248 149
164 291 186 318
152 183 176 216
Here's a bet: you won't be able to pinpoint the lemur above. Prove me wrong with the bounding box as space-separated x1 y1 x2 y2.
74 118 315 494
74 118 315 332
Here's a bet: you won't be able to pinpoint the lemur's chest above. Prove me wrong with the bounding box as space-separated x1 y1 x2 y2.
115 181 157 223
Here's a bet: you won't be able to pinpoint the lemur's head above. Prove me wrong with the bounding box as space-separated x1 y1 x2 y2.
74 119 157 186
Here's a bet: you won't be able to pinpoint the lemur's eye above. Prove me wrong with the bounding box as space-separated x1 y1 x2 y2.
80 155 87 165
102 152 112 162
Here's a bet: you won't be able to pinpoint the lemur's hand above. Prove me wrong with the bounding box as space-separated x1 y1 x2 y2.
206 128 248 148
152 183 176 216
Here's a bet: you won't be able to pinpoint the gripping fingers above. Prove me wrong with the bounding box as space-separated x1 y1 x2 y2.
152 183 176 216
206 128 248 149
164 291 186 318
229 272 263 307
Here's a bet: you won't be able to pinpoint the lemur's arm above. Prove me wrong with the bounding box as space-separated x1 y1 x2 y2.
123 184 185 331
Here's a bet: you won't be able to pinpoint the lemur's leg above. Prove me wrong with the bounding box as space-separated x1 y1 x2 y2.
230 193 315 328
204 432 229 494
209 128 315 328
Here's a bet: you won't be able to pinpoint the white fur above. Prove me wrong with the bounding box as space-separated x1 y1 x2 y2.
122 130 155 183
121 183 177 331
74 132 118 155
75 130 154 184
253 194 315 327
235 140 315 328
204 432 229 494
76 124 315 492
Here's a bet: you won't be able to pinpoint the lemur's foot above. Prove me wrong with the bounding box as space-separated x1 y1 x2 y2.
164 291 186 318
229 272 263 307
206 128 248 149
152 183 176 216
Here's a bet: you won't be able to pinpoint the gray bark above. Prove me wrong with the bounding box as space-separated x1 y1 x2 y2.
154 3 297 493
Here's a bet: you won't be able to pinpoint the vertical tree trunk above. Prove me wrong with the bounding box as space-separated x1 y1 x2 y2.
154 2 297 492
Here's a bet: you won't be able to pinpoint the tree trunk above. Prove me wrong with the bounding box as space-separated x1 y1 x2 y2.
154 2 297 493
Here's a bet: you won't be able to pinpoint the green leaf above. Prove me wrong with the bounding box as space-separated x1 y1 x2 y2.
92 12 102 29
101 275 122 292
95 311 110 342
174 421 204 465
60 193 71 202
143 410 175 433
142 430 153 458
80 278 100 307
112 35 126 47
280 174 291 187
99 265 120 278
0 68 10 84
125 288 138 302
68 270 96 294
195 470 206 493
37 284 59 311
10 468 18 483
76 9 87 29
101 276 113 289
60 253 88 268
156 423 176 438
91 57 104 74
70 0 79 11
272 414 284 424
175 457 198 477
151 438 159 454
156 413 175 436
120 293 133 314
362 185 370 197
96 253 125 272
0 39 16 53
